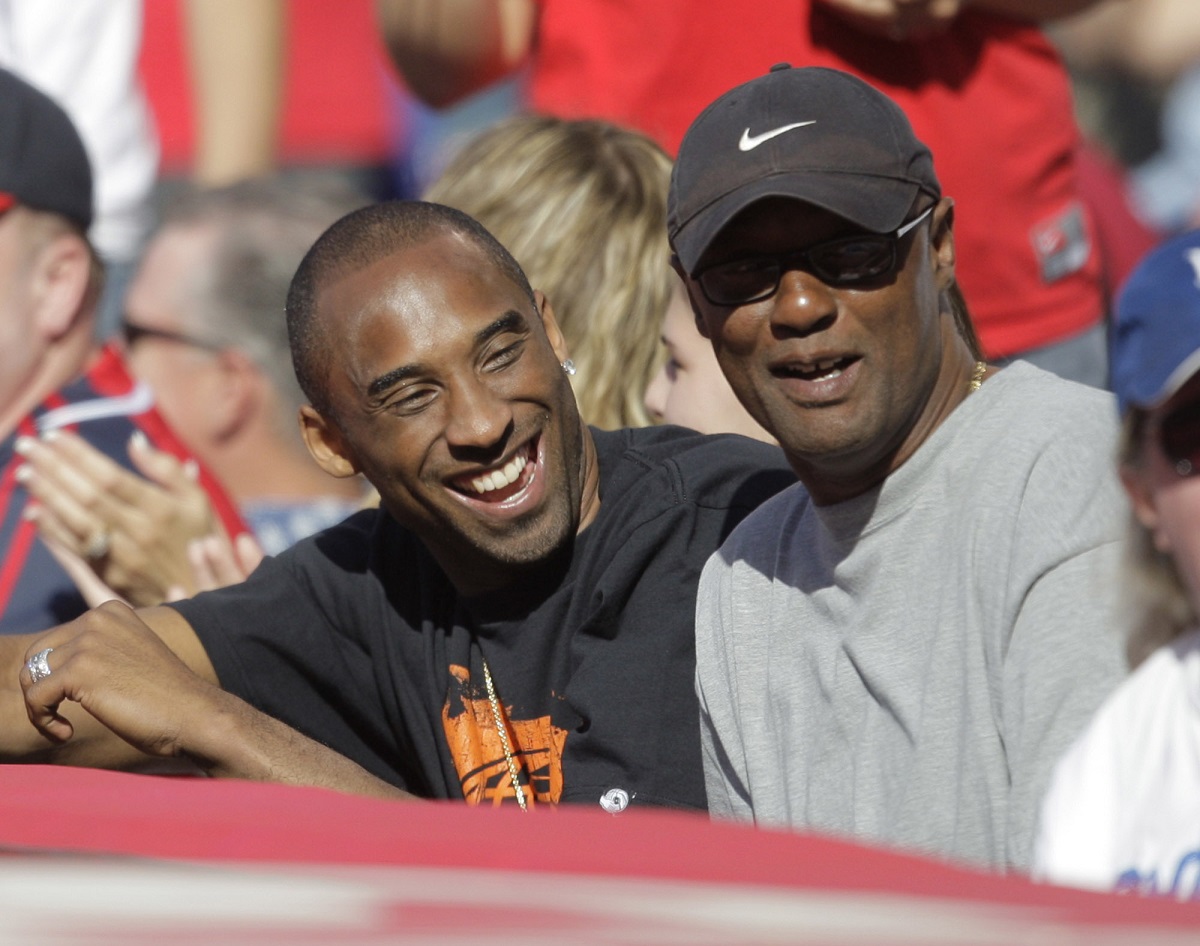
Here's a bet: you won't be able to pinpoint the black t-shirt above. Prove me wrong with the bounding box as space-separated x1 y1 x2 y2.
173 426 794 811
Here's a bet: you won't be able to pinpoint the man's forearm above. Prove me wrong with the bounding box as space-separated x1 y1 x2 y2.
186 682 415 799
6 602 415 799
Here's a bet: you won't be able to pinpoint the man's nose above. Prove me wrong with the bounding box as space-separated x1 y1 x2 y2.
444 376 515 451
768 267 838 338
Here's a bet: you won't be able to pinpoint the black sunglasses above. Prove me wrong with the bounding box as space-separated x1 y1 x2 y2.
120 320 224 354
694 206 934 307
1160 397 1200 476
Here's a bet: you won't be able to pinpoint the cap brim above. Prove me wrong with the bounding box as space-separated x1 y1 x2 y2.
672 172 923 275
1150 347 1200 409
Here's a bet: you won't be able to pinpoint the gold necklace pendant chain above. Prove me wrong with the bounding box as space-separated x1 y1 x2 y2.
482 657 529 812
968 360 988 394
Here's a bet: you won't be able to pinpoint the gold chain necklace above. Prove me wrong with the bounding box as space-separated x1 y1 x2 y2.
481 657 528 812
968 360 987 394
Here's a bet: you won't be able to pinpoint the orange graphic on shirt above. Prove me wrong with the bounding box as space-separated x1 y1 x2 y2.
441 663 567 806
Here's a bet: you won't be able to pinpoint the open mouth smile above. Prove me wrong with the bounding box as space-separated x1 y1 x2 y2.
447 436 541 511
768 353 863 403
771 355 858 382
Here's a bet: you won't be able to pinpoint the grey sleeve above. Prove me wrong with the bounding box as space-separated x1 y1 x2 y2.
694 551 755 820
1001 539 1126 871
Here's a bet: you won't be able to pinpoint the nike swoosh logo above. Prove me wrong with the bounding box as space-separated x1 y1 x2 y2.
738 121 816 151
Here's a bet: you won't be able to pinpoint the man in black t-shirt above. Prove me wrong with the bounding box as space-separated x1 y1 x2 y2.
0 201 792 810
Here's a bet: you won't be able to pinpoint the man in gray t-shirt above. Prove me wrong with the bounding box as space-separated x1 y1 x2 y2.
666 64 1127 872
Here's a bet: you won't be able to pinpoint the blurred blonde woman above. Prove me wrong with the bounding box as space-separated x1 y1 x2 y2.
425 115 672 430
1033 229 1200 897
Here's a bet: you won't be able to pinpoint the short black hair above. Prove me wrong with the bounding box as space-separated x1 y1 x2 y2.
286 200 537 414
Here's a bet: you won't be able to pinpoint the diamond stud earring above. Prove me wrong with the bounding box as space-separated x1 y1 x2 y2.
561 359 577 376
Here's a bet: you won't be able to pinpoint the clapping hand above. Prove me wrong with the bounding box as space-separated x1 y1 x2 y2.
816 0 964 40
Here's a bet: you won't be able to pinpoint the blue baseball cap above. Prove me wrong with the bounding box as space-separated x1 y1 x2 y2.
1111 228 1200 415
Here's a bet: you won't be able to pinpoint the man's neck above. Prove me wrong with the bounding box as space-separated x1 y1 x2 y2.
0 341 96 442
573 422 602 534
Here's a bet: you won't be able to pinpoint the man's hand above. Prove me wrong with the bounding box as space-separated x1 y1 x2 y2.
815 0 1105 37
375 0 535 107
168 533 265 602
816 0 963 40
19 601 221 756
17 430 231 606
11 603 416 799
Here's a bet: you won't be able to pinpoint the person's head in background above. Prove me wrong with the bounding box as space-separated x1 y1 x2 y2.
0 68 102 440
424 115 672 430
643 275 775 443
1110 228 1200 667
120 176 372 550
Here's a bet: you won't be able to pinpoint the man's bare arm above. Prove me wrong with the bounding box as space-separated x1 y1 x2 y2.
817 0 1110 40
184 0 285 185
968 0 1111 22
375 0 535 108
4 602 414 799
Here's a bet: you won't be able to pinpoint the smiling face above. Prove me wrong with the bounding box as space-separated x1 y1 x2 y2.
681 195 970 504
302 229 598 594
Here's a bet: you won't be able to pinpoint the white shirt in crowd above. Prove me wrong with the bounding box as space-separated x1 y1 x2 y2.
1033 628 1200 899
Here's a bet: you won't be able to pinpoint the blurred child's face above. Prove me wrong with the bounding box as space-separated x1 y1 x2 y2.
1124 372 1200 613
643 281 774 443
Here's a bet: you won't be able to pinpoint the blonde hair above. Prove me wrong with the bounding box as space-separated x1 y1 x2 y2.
425 115 673 430
1119 409 1198 667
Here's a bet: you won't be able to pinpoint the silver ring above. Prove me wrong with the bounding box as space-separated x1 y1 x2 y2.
84 528 111 560
27 647 53 684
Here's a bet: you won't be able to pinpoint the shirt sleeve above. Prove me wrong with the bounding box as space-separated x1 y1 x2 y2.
169 522 421 791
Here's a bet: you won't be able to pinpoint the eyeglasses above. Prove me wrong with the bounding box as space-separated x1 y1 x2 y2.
1160 397 1200 476
120 320 224 353
694 206 935 306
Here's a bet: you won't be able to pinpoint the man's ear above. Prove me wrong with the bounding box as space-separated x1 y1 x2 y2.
209 347 263 441
534 290 570 363
299 404 360 478
30 231 91 341
930 197 956 292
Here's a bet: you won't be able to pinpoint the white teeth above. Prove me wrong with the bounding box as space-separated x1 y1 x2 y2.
469 454 528 494
792 358 843 377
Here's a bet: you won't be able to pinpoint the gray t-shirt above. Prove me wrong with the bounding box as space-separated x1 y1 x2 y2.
695 362 1128 872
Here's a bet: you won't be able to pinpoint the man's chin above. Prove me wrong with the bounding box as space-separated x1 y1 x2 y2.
477 508 575 567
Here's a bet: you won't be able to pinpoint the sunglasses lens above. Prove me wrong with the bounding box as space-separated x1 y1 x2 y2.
120 323 143 346
699 259 780 306
1161 399 1200 476
810 237 894 285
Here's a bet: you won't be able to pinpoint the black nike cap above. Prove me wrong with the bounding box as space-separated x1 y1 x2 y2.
668 64 940 275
